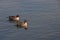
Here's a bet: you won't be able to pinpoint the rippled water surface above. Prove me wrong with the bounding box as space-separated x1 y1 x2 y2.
0 0 60 40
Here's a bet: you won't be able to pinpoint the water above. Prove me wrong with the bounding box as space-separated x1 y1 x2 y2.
0 0 60 40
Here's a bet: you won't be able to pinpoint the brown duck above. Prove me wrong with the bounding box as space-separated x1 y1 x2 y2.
9 15 19 21
17 20 28 29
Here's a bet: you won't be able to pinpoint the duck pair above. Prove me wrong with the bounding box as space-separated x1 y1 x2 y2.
8 15 28 29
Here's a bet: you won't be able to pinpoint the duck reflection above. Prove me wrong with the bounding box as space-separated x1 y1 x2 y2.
16 25 28 30
8 20 18 23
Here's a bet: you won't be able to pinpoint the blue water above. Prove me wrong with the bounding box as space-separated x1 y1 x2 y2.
0 0 60 40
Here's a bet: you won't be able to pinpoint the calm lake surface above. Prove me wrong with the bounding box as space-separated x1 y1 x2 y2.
0 0 60 40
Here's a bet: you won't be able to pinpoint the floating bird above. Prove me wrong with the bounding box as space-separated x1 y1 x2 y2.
9 15 20 21
17 19 28 30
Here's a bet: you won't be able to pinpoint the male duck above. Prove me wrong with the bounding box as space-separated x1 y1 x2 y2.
9 15 19 21
17 19 28 29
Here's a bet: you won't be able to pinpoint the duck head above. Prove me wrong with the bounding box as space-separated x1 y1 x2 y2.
24 19 27 23
16 15 19 17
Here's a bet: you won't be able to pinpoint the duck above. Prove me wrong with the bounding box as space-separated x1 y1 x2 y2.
9 15 20 21
17 19 28 29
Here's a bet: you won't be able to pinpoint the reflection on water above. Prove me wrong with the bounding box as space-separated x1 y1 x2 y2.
16 26 28 30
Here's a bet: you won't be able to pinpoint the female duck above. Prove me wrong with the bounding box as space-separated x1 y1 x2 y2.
9 15 19 21
17 20 28 29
